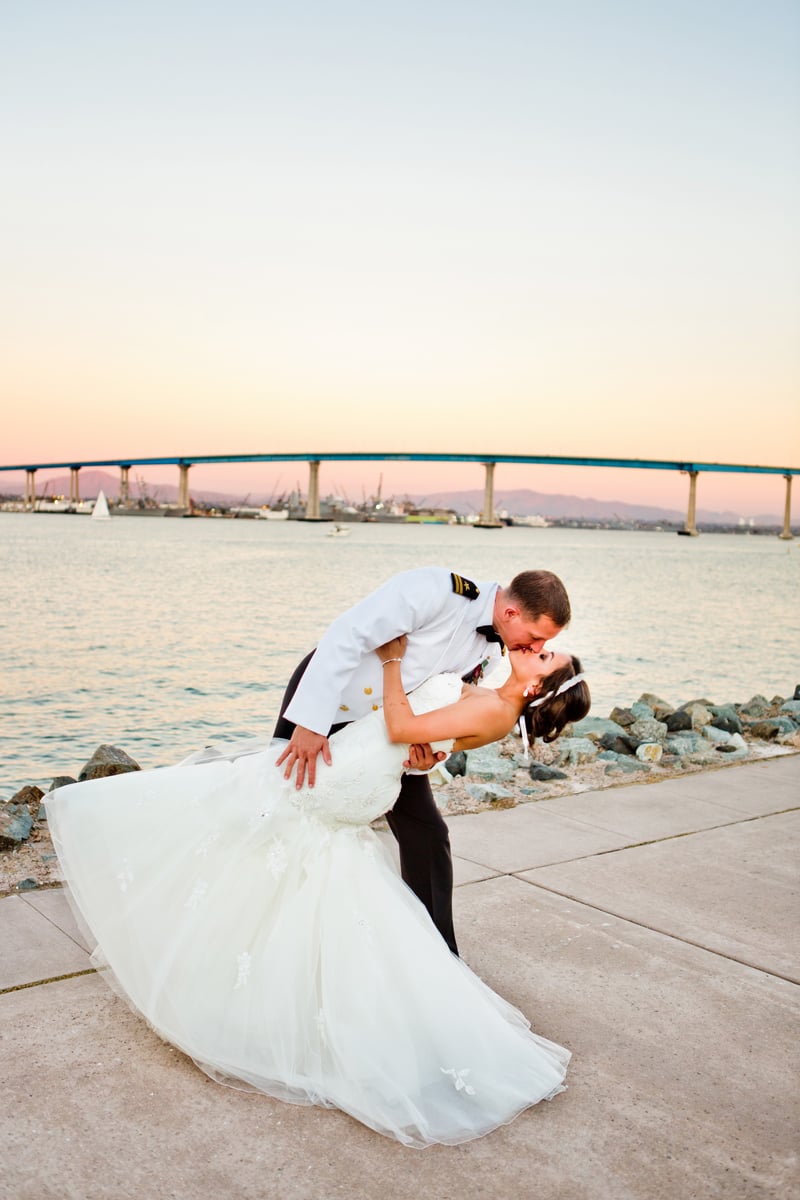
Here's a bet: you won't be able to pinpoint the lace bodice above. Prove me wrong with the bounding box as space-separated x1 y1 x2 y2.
293 673 461 826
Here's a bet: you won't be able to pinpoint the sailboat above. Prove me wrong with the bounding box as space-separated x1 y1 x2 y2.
92 490 111 521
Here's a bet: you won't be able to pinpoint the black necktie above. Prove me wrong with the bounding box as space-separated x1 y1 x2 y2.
476 624 504 646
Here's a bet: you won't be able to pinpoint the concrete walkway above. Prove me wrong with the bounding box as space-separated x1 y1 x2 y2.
2 755 798 1200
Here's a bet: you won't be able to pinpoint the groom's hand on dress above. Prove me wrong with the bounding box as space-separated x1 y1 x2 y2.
404 743 447 771
276 727 332 789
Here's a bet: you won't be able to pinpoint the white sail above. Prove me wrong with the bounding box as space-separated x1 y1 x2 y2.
92 490 111 520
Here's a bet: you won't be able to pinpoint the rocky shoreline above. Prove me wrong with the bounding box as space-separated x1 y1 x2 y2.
2 687 799 897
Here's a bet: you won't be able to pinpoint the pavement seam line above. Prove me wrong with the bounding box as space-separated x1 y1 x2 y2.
510 875 800 986
452 804 800 878
18 894 92 953
0 968 97 996
521 803 800 844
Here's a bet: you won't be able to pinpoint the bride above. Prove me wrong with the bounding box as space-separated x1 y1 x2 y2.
46 639 589 1148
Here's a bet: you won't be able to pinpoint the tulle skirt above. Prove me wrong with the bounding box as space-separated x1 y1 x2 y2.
47 747 570 1147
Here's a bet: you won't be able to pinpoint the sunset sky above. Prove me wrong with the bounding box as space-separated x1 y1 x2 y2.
2 1 798 515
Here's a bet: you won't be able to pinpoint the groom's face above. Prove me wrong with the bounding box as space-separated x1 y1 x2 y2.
495 607 562 652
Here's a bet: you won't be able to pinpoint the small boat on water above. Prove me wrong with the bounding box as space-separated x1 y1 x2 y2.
92 490 111 521
326 524 351 538
255 507 289 520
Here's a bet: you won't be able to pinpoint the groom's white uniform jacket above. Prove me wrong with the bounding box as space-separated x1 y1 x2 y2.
284 567 504 736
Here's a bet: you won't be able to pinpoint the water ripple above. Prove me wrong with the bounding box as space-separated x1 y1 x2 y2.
2 513 798 794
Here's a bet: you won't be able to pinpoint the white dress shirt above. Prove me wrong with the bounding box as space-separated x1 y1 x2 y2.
284 566 503 734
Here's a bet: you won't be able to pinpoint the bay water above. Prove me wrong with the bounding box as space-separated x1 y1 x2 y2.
2 513 798 795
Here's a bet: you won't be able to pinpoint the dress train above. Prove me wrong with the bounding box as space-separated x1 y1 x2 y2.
46 675 570 1147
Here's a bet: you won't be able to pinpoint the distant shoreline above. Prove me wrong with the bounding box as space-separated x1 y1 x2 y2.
0 507 795 536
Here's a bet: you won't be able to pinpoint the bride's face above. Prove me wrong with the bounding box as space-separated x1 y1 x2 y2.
508 648 571 692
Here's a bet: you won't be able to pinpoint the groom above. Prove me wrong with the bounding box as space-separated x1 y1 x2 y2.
274 566 570 955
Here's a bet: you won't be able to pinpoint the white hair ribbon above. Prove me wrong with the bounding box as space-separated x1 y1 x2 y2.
518 716 530 760
525 673 585 710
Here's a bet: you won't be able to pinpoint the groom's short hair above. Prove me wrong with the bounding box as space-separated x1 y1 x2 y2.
508 570 571 627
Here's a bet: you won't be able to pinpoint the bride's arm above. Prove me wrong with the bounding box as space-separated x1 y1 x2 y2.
379 652 513 750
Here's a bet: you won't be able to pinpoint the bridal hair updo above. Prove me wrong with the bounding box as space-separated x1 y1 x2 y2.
523 655 590 744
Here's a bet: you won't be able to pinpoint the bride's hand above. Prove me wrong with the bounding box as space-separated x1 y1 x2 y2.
376 634 407 662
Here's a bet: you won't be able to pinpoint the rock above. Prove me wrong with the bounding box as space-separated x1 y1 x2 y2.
571 717 627 741
528 764 569 781
444 751 467 777
598 732 638 756
608 706 636 728
463 743 516 781
630 701 654 720
702 724 732 744
779 700 800 721
465 782 515 805
739 695 771 718
49 776 78 791
794 684 800 701
683 703 713 732
630 717 668 744
17 877 38 891
78 745 141 782
636 742 663 763
0 803 34 848
686 747 721 765
709 705 743 735
747 718 794 740
636 693 674 720
554 737 599 767
8 786 45 818
666 733 704 755
665 709 692 733
604 758 648 775
714 734 749 760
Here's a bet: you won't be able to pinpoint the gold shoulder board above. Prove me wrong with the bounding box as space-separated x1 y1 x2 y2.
450 573 480 600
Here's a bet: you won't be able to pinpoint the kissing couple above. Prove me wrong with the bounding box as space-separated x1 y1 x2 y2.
48 564 589 1147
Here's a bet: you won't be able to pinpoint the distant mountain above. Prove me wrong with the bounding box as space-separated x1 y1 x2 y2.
413 487 751 524
0 469 784 524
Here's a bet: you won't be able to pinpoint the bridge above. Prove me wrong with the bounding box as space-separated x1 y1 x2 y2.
1 452 797 537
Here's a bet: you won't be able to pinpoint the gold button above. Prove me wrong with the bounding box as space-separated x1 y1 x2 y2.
339 704 349 711
372 704 379 711
364 686 373 695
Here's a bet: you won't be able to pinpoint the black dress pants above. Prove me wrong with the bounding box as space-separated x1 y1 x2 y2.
274 651 459 956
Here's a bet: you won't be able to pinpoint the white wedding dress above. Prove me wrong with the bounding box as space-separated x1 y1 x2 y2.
47 675 570 1147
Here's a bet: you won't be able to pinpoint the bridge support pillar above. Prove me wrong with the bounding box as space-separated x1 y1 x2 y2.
178 464 191 510
25 469 36 510
69 467 81 507
779 474 794 540
679 470 699 536
304 460 322 521
119 465 130 505
474 462 503 528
